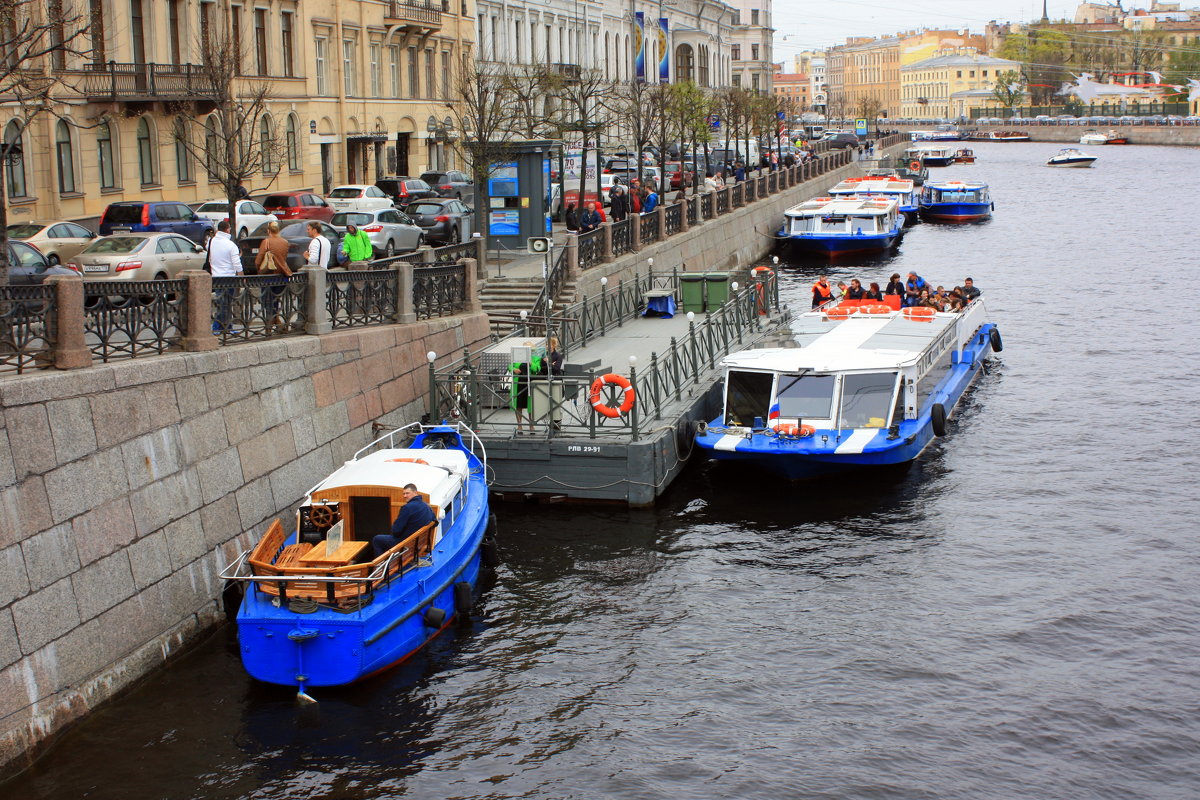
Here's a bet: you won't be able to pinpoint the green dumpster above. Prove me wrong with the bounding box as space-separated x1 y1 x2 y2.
704 273 730 309
680 274 706 314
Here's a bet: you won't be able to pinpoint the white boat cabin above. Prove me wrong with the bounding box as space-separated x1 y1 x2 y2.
828 176 915 207
784 196 900 236
923 181 990 203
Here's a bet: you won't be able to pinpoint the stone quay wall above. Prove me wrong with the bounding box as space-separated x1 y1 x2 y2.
975 124 1200 147
0 312 489 776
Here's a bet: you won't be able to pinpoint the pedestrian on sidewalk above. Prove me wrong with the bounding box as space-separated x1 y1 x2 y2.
610 185 629 221
341 223 374 269
565 202 580 232
580 202 601 233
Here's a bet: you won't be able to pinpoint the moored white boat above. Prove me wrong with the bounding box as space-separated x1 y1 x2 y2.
919 180 993 222
779 196 905 257
986 130 1030 142
827 176 919 225
1079 131 1108 145
1047 148 1097 167
912 145 955 167
695 300 1001 480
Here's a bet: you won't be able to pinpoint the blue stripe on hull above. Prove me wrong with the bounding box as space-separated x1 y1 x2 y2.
784 231 902 256
920 202 992 222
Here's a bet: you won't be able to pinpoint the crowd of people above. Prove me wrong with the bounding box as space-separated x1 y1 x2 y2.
811 271 981 312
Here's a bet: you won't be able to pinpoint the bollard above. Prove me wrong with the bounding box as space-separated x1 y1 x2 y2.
175 270 219 353
44 274 93 367
460 258 482 313
600 220 614 262
304 266 333 334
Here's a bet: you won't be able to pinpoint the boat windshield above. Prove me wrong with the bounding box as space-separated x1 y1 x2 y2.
838 372 898 429
850 214 880 232
776 374 835 419
724 370 774 427
938 190 982 202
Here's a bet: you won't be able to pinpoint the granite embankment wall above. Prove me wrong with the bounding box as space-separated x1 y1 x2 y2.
983 125 1200 146
0 313 489 776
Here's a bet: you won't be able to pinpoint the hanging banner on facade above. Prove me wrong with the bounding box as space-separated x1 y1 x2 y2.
634 12 646 83
658 18 669 84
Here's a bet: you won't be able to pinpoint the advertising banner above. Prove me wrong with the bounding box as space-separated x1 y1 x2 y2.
563 151 600 207
634 12 646 83
658 18 669 84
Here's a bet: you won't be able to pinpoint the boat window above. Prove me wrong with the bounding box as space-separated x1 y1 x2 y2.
790 216 814 233
838 373 898 429
776 373 835 419
819 214 848 232
724 370 774 427
850 215 878 232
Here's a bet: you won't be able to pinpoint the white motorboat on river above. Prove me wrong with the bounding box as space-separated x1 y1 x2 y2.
1047 148 1097 168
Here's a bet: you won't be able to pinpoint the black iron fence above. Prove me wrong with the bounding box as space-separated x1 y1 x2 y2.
431 242 476 264
577 230 603 270
84 280 186 362
686 197 698 225
701 193 714 218
531 247 568 321
664 203 682 236
639 211 660 245
328 270 399 328
611 218 632 257
716 188 730 214
0 286 55 374
212 274 308 343
80 61 211 101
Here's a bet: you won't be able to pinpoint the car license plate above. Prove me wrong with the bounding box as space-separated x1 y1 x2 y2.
82 264 109 273
250 247 259 254
111 227 132 233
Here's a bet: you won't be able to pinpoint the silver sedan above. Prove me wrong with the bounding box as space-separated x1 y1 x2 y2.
330 208 423 257
65 233 207 281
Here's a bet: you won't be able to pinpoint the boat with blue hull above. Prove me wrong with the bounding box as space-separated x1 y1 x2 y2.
919 180 993 222
780 196 905 257
220 422 495 699
828 176 919 225
695 300 1000 480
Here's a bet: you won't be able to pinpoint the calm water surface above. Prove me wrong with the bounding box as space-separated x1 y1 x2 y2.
9 142 1200 800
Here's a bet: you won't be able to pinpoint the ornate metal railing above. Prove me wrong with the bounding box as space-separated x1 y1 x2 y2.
731 183 745 207
744 180 757 203
0 285 55 375
701 193 714 218
212 274 308 343
715 188 729 214
327 270 399 329
685 197 698 225
577 229 602 270
768 172 779 193
639 211 659 245
372 251 425 269
664 203 682 236
531 247 567 321
413 263 467 319
80 61 211 102
84 280 186 362
611 219 632 257
432 242 476 265
384 0 443 26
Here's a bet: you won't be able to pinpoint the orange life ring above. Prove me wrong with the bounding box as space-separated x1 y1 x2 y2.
825 305 858 320
387 457 429 464
589 373 636 419
859 303 892 315
909 160 921 171
751 266 774 277
774 423 815 438
902 306 937 321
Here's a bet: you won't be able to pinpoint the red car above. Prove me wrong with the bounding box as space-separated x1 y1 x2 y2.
260 191 335 222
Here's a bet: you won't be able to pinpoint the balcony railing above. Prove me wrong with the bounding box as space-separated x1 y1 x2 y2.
552 63 582 82
81 62 213 102
385 0 443 27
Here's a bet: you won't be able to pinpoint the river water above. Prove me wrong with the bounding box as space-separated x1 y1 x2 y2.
8 142 1200 800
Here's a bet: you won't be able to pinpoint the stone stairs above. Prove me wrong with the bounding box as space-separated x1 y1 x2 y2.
481 277 579 333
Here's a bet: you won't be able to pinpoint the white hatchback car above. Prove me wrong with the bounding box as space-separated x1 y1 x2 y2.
326 185 395 213
193 199 277 240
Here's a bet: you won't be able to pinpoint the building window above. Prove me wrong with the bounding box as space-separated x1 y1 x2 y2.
315 38 328 95
698 45 710 86
97 119 116 189
89 0 106 64
281 12 294 76
732 73 741 88
260 116 274 175
442 51 451 100
204 116 219 180
490 17 497 60
174 117 192 183
751 44 759 61
286 115 299 171
425 49 434 99
55 120 76 194
752 72 760 93
407 46 418 97
751 8 759 25
255 8 268 75
515 20 521 62
956 70 962 78
732 44 740 61
370 43 381 97
231 5 242 74
167 0 181 65
343 38 356 96
969 70 975 78
389 46 400 97
137 117 156 185
3 122 25 197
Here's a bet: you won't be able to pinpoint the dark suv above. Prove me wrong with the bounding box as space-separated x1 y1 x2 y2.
98 201 214 243
375 177 438 208
825 132 861 149
419 170 474 201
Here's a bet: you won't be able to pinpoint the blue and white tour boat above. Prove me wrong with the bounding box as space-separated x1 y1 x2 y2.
911 144 956 167
220 422 496 700
780 196 905 257
694 299 1001 480
828 175 919 225
919 180 993 222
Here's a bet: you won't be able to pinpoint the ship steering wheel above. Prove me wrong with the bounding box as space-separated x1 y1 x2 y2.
309 504 336 529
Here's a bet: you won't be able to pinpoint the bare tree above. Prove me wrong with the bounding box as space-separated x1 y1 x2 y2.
0 0 90 285
448 56 518 240
606 78 668 188
666 81 712 196
170 15 288 238
502 65 561 140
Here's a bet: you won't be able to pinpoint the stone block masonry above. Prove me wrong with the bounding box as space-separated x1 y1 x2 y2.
0 312 490 776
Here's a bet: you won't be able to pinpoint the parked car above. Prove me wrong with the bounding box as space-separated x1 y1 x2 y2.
825 132 861 149
259 191 336 222
6 240 77 284
419 170 474 201
98 201 214 243
403 198 473 245
237 218 344 273
664 161 696 189
192 199 277 239
65 233 206 281
6 220 96 264
374 177 438 208
330 209 423 257
326 184 396 213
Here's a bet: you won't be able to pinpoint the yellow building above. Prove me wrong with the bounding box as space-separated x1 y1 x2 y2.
900 51 1021 120
4 0 475 226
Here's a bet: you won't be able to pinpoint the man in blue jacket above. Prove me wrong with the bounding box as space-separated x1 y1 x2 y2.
904 271 927 307
372 483 435 557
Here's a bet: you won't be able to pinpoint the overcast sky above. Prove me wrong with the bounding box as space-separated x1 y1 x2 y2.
772 0 1140 63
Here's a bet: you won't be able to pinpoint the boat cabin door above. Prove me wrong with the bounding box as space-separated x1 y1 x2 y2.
723 370 774 428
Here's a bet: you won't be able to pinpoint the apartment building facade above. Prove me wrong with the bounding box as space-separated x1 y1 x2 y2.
3 0 475 227
900 52 1021 120
728 0 773 93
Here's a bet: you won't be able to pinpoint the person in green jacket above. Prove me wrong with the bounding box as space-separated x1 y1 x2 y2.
341 223 374 269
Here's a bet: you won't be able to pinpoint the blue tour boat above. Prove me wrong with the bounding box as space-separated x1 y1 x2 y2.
828 175 919 225
220 422 495 699
910 144 956 167
919 180 993 222
694 299 1001 480
780 196 904 257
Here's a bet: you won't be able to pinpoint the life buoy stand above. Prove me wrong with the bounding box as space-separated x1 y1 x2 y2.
909 160 922 171
773 423 815 438
589 373 636 418
387 457 429 465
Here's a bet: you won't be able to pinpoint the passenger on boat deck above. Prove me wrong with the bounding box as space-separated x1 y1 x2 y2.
962 277 981 301
372 484 436 558
836 281 848 299
918 289 939 309
846 279 865 300
904 272 927 307
811 276 834 308
885 273 904 296
948 296 966 311
865 282 883 301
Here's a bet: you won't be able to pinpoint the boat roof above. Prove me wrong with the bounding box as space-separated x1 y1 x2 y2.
828 177 914 194
309 448 469 508
926 179 988 191
722 310 959 373
784 196 898 217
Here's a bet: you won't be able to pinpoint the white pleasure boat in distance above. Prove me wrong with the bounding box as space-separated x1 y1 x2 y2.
1047 148 1097 168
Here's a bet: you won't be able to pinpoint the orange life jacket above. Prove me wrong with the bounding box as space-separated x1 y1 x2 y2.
812 282 833 299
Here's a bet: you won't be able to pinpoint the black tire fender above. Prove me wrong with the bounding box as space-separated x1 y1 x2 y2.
481 536 501 568
454 582 473 615
989 327 1003 353
931 403 948 437
423 606 447 628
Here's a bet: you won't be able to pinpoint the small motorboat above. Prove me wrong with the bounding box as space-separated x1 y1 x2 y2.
779 196 905 257
694 300 1001 480
828 175 919 225
1079 130 1108 145
911 145 955 167
220 422 496 699
1047 148 1097 168
919 180 993 222
1101 129 1130 145
987 130 1030 142
953 148 976 164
